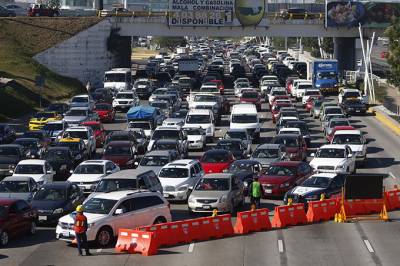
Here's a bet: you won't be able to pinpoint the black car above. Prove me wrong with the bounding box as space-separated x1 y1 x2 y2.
216 139 247 160
0 144 28 178
91 88 114 104
0 5 16 17
13 138 43 159
226 159 262 195
284 120 311 147
42 147 77 178
45 103 69 116
0 124 16 144
284 173 346 204
340 99 367 115
22 130 50 148
31 182 85 224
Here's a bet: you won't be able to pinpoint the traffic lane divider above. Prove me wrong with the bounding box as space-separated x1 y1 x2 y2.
306 199 338 223
115 229 158 256
372 107 400 137
385 190 400 210
272 203 307 228
234 208 271 234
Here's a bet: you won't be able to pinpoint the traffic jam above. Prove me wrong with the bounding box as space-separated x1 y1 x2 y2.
0 39 373 250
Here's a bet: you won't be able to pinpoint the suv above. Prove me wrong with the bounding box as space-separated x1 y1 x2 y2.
147 126 188 153
331 130 367 166
184 109 215 141
62 126 96 157
112 91 139 111
159 159 204 201
56 190 172 247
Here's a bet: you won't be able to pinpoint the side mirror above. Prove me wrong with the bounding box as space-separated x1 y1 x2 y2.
69 170 74 174
115 209 124 215
9 170 14 174
348 153 353 158
46 170 53 174
106 170 112 175
134 161 139 166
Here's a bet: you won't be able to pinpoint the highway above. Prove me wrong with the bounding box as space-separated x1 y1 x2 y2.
1 81 400 266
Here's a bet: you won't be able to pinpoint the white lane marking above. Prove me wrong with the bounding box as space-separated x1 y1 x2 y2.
96 248 102 253
363 240 375 253
277 239 284 253
188 243 195 253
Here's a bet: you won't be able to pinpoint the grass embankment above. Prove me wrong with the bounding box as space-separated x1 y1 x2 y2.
0 17 102 121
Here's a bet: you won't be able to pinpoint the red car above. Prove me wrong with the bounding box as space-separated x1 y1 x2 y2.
200 149 235 174
285 76 299 94
94 103 115 123
305 96 323 112
81 121 106 148
326 125 355 143
0 198 38 246
272 134 307 161
27 4 60 17
210 80 224 95
102 141 136 169
271 103 291 123
259 161 313 197
240 90 262 111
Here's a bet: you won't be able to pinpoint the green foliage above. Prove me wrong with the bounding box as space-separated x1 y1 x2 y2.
152 37 187 51
321 38 334 55
385 18 400 88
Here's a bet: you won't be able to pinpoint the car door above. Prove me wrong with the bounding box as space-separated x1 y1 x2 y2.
112 198 135 230
44 162 53 183
327 176 343 197
7 203 22 237
16 200 32 233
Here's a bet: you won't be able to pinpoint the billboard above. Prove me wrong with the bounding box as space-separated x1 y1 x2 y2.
326 1 400 28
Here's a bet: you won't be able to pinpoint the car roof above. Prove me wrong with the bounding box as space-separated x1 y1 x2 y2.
274 134 299 139
106 141 132 146
188 109 211 115
92 190 139 200
163 159 198 168
79 160 109 165
39 181 72 189
46 120 65 124
256 144 282 149
319 144 347 149
203 173 232 179
343 88 360 92
155 126 180 131
17 159 46 165
334 130 362 135
309 173 338 179
145 150 173 156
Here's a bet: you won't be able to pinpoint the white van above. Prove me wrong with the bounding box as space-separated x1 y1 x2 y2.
184 109 215 141
230 104 260 142
104 68 132 91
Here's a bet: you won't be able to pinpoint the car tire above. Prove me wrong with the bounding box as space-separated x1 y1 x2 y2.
153 216 167 225
95 226 113 248
0 231 8 246
29 221 37 235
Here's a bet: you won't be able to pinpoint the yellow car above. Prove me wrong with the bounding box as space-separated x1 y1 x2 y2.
28 111 62 131
56 137 87 162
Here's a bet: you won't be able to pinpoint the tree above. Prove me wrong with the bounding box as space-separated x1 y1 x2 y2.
385 17 400 87
152 37 187 51
321 37 334 55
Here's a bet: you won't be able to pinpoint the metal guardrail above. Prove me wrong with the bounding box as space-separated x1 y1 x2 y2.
345 71 385 87
383 97 400 116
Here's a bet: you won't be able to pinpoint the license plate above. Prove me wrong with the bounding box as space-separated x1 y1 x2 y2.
61 230 70 237
163 193 169 198
202 205 211 210
356 110 360 112
39 215 47 221
265 189 272 194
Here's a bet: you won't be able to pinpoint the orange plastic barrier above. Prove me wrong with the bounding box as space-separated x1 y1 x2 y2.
306 199 338 223
385 190 400 211
137 223 172 247
115 229 157 256
200 214 234 239
271 203 307 228
234 208 271 234
361 199 385 214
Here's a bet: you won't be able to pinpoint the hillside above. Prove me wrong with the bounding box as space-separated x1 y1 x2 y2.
0 17 102 120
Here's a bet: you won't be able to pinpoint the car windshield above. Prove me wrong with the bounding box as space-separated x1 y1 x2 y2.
14 139 37 149
186 115 211 124
253 148 279 158
151 102 168 109
34 112 54 119
33 187 66 200
66 110 87 117
159 168 189 178
104 145 131 156
184 128 203 135
317 72 336 79
153 142 176 151
152 130 180 140
194 95 216 102
217 141 241 151
140 156 170 166
267 166 294 176
232 114 257 123
95 104 112 110
345 99 363 105
330 120 350 127
153 90 167 95
83 198 117 214
302 176 331 188
44 150 69 160
108 134 130 142
14 164 43 174
305 91 320 96
104 73 126 82
43 123 63 131
171 110 188 118
72 97 88 103
316 148 345 158
0 181 30 193
202 152 229 163
129 122 151 130
236 83 250 88
117 93 134 99
74 165 103 174
57 142 79 152
195 178 229 191
332 135 362 145
96 179 137 193
229 162 256 172
272 90 287 96
325 108 342 115
242 92 258 99
273 137 298 147
225 131 246 140
344 92 360 98
65 131 87 140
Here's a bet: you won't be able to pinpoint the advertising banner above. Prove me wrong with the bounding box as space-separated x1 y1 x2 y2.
326 1 400 28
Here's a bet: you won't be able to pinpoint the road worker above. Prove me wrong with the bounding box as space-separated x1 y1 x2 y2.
74 205 92 256
249 176 262 209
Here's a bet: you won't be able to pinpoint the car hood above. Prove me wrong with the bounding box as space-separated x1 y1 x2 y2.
160 178 189 188
289 186 325 196
63 116 87 122
259 175 292 184
68 174 105 183
59 212 107 224
13 174 45 182
187 135 203 142
230 122 259 129
189 102 217 109
0 192 32 201
310 158 347 167
201 162 230 174
31 200 66 211
136 165 162 175
346 144 363 153
190 190 227 199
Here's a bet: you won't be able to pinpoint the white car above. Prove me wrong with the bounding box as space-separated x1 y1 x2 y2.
268 87 287 106
62 126 96 156
112 91 139 111
162 118 184 128
278 127 301 136
67 160 120 194
184 109 215 140
260 79 280 96
230 104 260 142
183 127 206 150
56 190 172 247
338 88 364 104
283 56 296 66
234 78 250 87
302 89 322 105
331 130 367 165
234 82 251 97
12 159 54 184
295 82 313 100
147 126 188 152
159 159 204 201
310 144 356 174
291 79 309 97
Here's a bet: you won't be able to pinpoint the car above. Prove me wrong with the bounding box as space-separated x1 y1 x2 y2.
326 125 355 143
159 159 204 201
69 94 95 110
56 138 88 163
56 190 172 247
284 120 311 147
340 99 367 115
91 88 114 104
230 104 261 142
21 131 51 149
268 87 287 106
136 150 179 175
188 173 245 214
162 117 185 128
14 138 44 160
42 147 77 178
259 161 313 198
309 144 356 174
223 128 252 155
81 121 106 148
271 134 307 161
240 90 262 111
183 127 206 151
200 149 235 174
134 79 154 99
226 160 262 196
184 109 215 140
150 139 186 159
321 106 344 122
234 82 251 97
251 143 287 169
42 120 69 143
63 107 96 127
284 173 346 204
28 111 62 131
93 103 115 122
102 141 137 169
112 91 139 111
331 130 367 165
124 128 148 155
0 198 38 246
31 182 85 224
324 118 351 138
27 3 59 17
309 98 323 118
67 160 120 194
0 124 16 144
147 126 188 154
216 139 248 160
271 103 292 124
11 159 54 185
0 5 16 17
302 89 322 105
338 88 363 104
62 126 96 158
0 176 38 202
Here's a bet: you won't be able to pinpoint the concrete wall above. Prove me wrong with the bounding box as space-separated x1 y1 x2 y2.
34 18 118 88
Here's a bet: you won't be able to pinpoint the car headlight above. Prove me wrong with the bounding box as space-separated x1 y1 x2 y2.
188 196 195 203
279 182 290 188
53 208 64 214
219 194 228 203
316 84 321 87
243 181 248 187
178 186 188 192
306 194 319 201
336 164 346 169
8 164 15 169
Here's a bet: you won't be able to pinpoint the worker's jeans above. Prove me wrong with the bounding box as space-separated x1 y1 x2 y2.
75 232 89 255
251 196 261 209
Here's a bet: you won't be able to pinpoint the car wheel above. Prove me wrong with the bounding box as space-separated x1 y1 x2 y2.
153 216 167 225
0 231 8 246
96 226 113 248
29 221 37 235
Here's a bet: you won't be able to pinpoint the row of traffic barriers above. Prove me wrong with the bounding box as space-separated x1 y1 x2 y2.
115 188 400 256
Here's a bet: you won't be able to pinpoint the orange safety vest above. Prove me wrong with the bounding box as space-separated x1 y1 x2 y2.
74 213 87 234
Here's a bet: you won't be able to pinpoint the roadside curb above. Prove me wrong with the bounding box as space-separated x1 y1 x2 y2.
370 106 400 136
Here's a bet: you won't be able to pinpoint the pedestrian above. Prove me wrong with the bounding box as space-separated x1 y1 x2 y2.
249 176 262 209
74 205 92 256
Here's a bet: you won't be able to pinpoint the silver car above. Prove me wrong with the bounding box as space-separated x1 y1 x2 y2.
250 144 286 169
188 173 244 214
0 175 38 202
